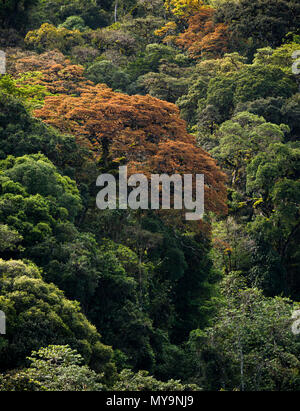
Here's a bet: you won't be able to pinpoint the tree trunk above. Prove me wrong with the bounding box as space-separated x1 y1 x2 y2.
114 0 118 23
238 336 245 391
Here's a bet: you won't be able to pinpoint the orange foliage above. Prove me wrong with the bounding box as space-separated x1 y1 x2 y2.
35 84 227 217
7 49 67 74
7 50 93 95
176 7 230 58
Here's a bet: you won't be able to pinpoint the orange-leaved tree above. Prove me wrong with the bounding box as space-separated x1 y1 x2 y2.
7 50 93 96
35 84 227 217
176 6 229 58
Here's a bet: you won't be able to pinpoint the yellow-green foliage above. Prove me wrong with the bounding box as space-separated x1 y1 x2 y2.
25 23 84 54
0 73 51 110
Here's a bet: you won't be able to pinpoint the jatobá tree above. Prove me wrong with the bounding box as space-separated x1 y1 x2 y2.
35 83 227 220
5 50 93 97
176 6 230 59
157 3 229 58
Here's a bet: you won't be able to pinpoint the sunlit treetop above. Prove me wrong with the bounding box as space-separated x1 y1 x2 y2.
35 84 228 220
165 0 205 17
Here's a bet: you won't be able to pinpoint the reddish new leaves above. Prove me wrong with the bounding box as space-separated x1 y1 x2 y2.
35 84 227 217
7 50 93 95
176 7 230 58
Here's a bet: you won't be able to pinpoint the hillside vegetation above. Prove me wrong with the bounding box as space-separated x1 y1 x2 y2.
0 0 300 391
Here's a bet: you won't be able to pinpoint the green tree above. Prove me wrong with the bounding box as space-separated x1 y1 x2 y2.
215 0 300 55
246 142 300 297
211 111 288 190
187 272 300 391
0 0 38 30
85 60 130 91
26 345 103 391
25 23 84 54
235 94 300 142
0 345 104 391
113 369 199 391
0 259 115 377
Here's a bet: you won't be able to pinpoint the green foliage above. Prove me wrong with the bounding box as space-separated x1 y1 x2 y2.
0 0 38 30
178 55 297 130
25 23 85 54
211 111 287 190
235 94 300 141
0 345 104 391
0 372 46 391
0 153 82 221
233 65 297 104
187 273 300 391
0 74 51 110
0 259 114 377
246 143 300 297
138 70 189 103
25 345 103 391
59 16 89 32
0 225 23 253
0 0 299 393
126 43 177 80
0 93 90 178
205 109 300 299
27 0 111 30
215 0 300 55
113 369 200 391
85 60 130 91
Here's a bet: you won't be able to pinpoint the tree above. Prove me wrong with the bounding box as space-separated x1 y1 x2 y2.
0 345 104 391
113 369 199 391
233 65 297 105
234 95 300 141
59 16 89 32
0 74 51 111
85 60 130 91
0 92 94 192
114 16 165 50
177 56 297 130
246 142 300 298
6 50 94 97
0 259 114 377
0 153 82 221
187 272 300 391
25 23 84 54
0 225 22 253
91 26 137 56
253 43 300 74
24 345 103 391
211 216 253 275
138 70 189 103
176 6 229 58
214 0 300 55
126 43 178 81
211 111 288 190
0 0 38 30
27 0 111 30
164 0 204 18
35 84 227 218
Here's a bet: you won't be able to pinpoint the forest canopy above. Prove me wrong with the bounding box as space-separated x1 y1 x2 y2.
0 0 300 392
